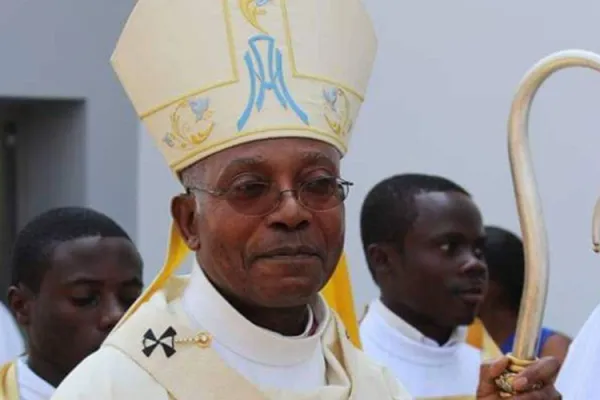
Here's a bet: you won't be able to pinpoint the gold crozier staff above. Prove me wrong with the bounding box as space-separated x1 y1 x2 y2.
499 49 600 396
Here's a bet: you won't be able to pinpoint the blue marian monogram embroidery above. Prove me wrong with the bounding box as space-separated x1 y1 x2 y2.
237 35 309 131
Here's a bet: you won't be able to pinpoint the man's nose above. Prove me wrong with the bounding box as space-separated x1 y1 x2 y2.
461 254 487 279
265 190 312 231
98 296 126 332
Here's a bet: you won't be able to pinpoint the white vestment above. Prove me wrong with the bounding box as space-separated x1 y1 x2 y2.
360 300 480 400
51 267 412 399
179 266 326 391
556 302 600 399
16 357 55 400
0 304 23 366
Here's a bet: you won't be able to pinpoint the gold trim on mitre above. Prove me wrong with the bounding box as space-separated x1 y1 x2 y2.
112 0 377 329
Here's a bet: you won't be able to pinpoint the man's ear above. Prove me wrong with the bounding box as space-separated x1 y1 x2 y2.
367 243 396 281
7 285 33 327
171 194 201 251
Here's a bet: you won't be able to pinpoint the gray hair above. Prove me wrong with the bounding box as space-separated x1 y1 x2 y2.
180 163 206 213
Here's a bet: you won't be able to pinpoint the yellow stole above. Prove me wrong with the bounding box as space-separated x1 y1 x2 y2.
0 361 19 400
321 253 360 348
465 318 503 362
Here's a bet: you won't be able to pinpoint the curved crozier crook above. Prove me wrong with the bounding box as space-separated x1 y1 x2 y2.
593 197 600 253
508 50 600 361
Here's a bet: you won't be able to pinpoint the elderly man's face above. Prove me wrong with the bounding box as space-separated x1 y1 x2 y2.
173 138 345 308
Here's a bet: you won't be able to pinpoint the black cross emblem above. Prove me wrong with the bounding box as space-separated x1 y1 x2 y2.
142 326 177 358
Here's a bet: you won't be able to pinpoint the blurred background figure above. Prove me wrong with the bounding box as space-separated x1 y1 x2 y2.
0 301 24 365
478 225 571 363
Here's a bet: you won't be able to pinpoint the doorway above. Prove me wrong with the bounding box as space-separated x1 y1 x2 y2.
0 120 17 302
0 98 86 299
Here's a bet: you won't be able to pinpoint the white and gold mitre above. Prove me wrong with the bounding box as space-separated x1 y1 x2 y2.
111 0 378 173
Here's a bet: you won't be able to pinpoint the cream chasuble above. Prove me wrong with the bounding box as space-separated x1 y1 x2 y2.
51 268 412 400
360 300 501 400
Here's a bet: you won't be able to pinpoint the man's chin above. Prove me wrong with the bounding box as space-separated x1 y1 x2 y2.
250 272 325 303
455 314 477 327
255 286 322 309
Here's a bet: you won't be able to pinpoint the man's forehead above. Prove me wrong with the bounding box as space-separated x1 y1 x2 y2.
411 191 483 234
195 138 341 171
51 236 135 261
46 237 141 283
414 191 471 210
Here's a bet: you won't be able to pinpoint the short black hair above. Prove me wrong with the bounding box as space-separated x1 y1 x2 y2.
483 225 524 313
360 173 470 279
10 207 133 292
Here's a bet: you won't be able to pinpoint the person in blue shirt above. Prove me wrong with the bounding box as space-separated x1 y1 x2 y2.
478 225 571 364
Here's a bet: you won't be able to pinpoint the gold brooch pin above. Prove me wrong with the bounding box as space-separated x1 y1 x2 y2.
175 331 212 349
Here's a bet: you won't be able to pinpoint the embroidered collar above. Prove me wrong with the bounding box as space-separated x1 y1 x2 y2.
181 264 329 366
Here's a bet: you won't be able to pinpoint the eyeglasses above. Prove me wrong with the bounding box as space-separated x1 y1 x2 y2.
186 176 353 216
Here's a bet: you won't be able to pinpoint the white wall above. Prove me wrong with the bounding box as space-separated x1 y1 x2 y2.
0 0 140 239
137 1 600 337
343 0 600 337
137 127 193 284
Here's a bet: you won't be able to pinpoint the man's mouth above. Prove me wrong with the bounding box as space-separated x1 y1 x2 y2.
454 285 485 303
255 245 322 261
455 284 485 303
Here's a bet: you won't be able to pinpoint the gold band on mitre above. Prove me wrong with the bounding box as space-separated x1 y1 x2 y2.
111 0 378 329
